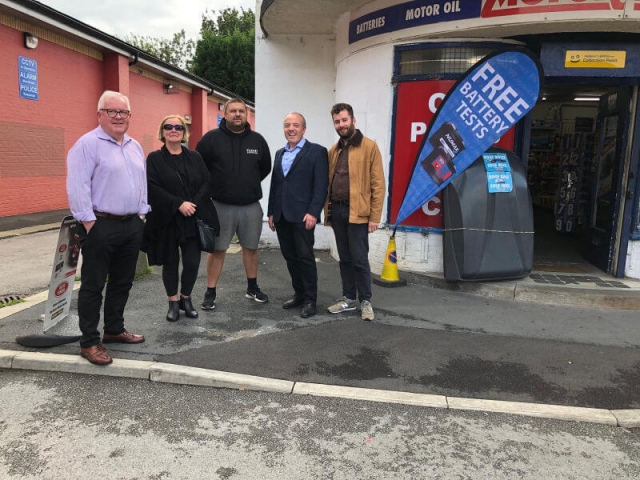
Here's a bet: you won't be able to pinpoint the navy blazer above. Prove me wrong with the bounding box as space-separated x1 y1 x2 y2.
268 140 329 223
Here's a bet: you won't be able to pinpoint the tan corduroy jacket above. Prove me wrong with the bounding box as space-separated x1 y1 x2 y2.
324 130 386 225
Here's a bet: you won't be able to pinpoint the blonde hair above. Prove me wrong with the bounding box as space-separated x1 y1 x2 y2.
157 115 189 144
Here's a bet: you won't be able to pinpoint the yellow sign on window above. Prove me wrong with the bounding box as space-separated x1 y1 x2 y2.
565 51 626 69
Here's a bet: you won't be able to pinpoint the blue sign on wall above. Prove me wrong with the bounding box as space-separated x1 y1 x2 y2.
349 0 480 44
484 152 514 194
18 56 39 101
217 114 223 125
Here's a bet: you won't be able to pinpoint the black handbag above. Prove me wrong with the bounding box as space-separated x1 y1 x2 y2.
196 216 216 253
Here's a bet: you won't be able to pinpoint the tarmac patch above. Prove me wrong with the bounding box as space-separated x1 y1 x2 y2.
573 361 640 409
412 356 566 403
295 347 399 381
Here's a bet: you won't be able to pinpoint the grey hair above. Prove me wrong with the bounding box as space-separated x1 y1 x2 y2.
284 112 306 129
97 91 131 111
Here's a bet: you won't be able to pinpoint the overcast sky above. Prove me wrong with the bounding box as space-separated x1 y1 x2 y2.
39 0 256 41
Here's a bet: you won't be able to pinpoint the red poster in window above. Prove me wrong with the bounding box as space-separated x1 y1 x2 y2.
390 80 515 227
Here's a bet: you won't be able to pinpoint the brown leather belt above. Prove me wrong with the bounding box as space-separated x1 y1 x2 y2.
94 211 136 221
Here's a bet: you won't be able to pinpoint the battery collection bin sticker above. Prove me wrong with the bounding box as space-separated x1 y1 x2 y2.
483 152 513 193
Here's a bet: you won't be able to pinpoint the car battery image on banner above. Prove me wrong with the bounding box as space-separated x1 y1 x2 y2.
422 149 456 185
421 122 465 186
429 122 465 159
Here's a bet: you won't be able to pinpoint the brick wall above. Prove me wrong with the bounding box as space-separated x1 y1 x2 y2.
0 24 102 216
128 74 191 157
0 19 258 218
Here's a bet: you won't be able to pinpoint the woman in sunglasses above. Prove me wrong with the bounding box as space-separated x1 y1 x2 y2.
142 115 219 322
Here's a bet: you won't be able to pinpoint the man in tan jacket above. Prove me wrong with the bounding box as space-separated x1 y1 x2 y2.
324 103 386 320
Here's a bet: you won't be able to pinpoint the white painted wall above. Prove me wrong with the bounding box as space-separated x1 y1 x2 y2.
331 12 444 274
626 241 640 279
255 6 445 273
255 19 337 249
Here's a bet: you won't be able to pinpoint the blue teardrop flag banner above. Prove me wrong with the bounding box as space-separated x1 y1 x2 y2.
395 49 542 226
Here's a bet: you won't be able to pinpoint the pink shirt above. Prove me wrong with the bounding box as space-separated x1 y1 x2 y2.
66 126 150 222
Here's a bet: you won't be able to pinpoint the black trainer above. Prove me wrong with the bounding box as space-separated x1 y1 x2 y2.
201 289 216 310
246 287 269 303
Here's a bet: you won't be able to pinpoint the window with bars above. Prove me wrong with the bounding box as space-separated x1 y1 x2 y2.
396 45 499 79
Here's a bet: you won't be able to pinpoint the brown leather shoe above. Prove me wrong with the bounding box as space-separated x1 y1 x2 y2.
102 330 145 344
80 343 113 365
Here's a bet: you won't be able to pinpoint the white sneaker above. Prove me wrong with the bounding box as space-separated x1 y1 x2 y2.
327 296 357 314
360 300 374 321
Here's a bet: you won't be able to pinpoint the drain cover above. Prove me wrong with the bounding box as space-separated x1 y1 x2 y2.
0 295 24 306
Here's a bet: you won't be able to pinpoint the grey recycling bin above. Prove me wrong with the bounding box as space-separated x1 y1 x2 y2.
442 147 534 282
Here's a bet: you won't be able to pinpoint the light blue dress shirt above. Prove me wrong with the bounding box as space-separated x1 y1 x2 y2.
281 138 306 176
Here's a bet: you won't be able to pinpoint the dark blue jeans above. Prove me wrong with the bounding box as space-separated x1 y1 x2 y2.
331 203 372 302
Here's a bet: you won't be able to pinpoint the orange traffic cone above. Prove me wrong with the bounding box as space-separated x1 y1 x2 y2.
373 235 407 287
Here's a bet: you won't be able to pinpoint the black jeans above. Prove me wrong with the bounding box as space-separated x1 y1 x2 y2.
162 236 201 297
331 203 372 302
275 219 317 302
77 216 144 348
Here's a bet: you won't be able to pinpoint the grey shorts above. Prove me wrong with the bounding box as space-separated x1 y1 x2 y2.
213 200 263 251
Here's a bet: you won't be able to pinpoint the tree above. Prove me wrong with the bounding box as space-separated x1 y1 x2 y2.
124 30 195 71
192 8 255 101
200 7 254 36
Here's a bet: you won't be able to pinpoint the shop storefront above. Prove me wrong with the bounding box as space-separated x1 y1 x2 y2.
257 0 640 279
388 38 640 278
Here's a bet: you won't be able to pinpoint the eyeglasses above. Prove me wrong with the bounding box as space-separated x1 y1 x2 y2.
163 124 185 131
100 109 131 119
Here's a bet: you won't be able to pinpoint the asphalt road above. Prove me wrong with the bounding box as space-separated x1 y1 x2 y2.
2 245 640 410
1 369 639 479
0 230 60 298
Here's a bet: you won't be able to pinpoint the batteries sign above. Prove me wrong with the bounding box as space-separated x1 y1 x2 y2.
395 49 542 226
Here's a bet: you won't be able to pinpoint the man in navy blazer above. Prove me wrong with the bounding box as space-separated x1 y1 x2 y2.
268 112 329 318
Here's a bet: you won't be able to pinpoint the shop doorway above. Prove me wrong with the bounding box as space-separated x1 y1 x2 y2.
527 84 636 275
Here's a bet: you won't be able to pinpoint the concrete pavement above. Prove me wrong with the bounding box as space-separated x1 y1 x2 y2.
1 211 640 428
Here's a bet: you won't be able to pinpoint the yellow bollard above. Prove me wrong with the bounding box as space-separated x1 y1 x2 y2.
373 236 407 287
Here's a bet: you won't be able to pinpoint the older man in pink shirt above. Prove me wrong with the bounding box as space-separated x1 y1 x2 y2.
66 90 149 365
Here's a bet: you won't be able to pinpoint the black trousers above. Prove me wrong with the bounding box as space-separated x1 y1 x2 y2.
77 216 144 348
161 236 201 297
275 219 317 302
331 203 372 302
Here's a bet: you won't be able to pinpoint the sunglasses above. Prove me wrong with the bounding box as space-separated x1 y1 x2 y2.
163 124 185 131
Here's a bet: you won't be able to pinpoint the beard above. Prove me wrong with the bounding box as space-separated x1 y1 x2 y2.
338 125 356 140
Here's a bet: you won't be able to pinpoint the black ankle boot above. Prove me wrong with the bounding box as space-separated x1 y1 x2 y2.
166 301 180 322
179 296 198 318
